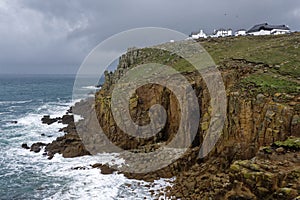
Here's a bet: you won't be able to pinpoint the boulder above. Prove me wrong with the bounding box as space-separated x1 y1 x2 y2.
91 163 116 175
30 142 47 153
41 115 58 125
21 143 30 150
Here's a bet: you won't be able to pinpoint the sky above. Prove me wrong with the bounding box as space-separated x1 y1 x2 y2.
0 0 300 74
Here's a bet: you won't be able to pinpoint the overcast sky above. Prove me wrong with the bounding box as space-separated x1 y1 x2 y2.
0 0 299 74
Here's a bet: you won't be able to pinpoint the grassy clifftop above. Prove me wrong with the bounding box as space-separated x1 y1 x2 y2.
202 33 300 97
201 33 300 78
102 33 300 199
125 33 300 97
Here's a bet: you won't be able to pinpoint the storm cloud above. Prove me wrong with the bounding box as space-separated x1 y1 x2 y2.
0 0 299 74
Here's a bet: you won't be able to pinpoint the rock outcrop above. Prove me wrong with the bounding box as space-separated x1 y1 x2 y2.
26 36 300 199
89 43 299 199
44 115 90 159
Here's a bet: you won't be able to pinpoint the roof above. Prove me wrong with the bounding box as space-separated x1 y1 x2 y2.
247 23 290 33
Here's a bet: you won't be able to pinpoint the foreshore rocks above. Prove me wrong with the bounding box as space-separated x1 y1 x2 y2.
91 163 116 175
28 114 90 159
41 115 58 125
30 142 47 153
228 142 300 200
44 114 90 159
165 138 300 199
92 45 299 199
41 114 74 125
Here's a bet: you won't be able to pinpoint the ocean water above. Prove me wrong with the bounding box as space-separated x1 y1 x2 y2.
0 74 172 200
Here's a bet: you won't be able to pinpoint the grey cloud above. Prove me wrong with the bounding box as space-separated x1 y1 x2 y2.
0 0 299 74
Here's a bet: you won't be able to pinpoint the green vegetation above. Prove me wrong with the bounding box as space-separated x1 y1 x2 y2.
261 146 272 154
132 48 195 73
125 33 300 97
201 33 300 78
274 137 300 150
240 73 300 95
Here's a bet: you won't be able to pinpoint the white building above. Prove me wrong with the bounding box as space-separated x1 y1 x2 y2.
235 29 247 36
190 30 207 39
270 29 291 35
247 23 290 36
212 28 233 37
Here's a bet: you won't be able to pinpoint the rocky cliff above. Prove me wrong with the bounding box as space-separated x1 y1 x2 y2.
94 38 299 157
31 33 300 199
91 34 300 199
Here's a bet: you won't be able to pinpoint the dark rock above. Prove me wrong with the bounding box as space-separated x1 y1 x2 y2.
61 115 74 125
45 131 90 159
21 143 30 150
72 166 88 170
47 152 54 160
66 107 73 114
91 163 116 175
30 142 47 153
41 115 59 125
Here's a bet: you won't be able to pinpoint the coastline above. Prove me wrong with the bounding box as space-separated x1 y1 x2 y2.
25 100 300 199
23 35 300 199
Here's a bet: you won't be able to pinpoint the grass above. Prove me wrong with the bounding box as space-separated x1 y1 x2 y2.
240 74 300 95
128 48 196 73
200 33 300 78
118 33 300 97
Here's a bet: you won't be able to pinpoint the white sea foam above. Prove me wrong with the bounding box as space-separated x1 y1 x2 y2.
82 86 100 90
74 114 84 123
8 147 174 200
2 99 174 199
36 102 73 117
45 155 173 200
0 100 32 105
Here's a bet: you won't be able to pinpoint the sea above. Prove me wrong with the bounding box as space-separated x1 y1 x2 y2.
0 74 172 200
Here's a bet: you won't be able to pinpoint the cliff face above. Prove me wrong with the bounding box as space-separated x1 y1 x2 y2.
40 34 300 199
91 36 300 199
94 46 299 161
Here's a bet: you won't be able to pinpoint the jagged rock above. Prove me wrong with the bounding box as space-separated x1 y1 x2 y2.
29 40 300 199
91 164 116 175
30 142 47 153
41 115 59 125
61 115 74 125
228 141 300 200
45 132 90 159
